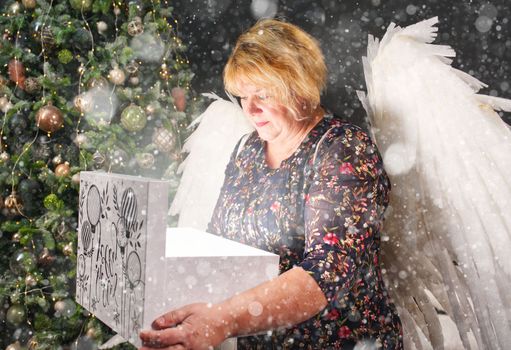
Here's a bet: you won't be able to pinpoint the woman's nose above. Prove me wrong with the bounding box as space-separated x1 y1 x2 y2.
244 98 262 116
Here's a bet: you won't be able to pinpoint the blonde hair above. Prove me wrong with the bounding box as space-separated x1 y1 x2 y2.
224 19 327 121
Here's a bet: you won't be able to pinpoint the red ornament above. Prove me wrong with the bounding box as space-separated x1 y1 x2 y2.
171 87 187 112
8 59 25 89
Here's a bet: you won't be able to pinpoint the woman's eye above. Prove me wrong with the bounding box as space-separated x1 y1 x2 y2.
257 95 267 100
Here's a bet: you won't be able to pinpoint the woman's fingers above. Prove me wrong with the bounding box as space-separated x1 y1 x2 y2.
139 326 186 348
140 346 186 350
152 307 190 329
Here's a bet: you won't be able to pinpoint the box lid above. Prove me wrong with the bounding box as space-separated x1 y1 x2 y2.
166 227 278 257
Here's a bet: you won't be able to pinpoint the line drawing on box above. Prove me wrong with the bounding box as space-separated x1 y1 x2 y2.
113 184 145 336
86 184 102 307
78 177 146 339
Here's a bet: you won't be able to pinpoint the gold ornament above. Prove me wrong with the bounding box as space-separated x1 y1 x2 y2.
125 61 139 75
86 326 98 338
24 77 41 94
36 103 64 133
73 93 93 113
145 103 157 115
25 274 37 287
4 192 23 216
160 63 170 80
127 17 144 36
0 151 11 163
152 127 175 152
113 6 121 15
6 341 22 350
38 247 55 266
73 133 88 147
108 67 126 85
9 2 21 14
37 26 56 50
170 151 182 163
87 76 109 89
22 0 36 9
63 242 73 256
0 151 10 162
27 337 38 350
5 192 22 210
11 232 21 242
171 87 187 112
0 75 8 88
55 162 70 177
71 173 80 184
52 155 62 165
0 97 13 113
136 153 155 169
0 96 9 110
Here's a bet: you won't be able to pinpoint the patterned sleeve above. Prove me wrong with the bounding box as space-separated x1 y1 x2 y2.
298 124 390 303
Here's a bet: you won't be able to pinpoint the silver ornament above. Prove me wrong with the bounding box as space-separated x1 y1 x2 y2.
92 150 106 167
96 21 108 33
129 76 139 85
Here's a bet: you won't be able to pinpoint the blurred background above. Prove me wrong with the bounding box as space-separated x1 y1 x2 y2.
172 0 511 127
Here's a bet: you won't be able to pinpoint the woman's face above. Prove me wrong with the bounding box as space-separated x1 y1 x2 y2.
237 81 301 143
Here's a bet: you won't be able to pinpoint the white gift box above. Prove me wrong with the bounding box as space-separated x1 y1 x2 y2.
76 171 279 347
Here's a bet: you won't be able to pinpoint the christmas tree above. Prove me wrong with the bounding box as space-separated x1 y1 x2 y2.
0 0 202 348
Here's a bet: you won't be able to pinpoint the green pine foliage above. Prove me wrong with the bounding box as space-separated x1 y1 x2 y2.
0 0 203 348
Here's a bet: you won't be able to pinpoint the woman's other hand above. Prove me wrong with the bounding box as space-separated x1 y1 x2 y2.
139 302 233 350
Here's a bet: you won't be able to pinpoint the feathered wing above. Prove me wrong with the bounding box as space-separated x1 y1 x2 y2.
358 17 511 350
169 93 254 230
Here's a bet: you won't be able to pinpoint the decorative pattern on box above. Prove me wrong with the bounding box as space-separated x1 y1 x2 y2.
76 171 168 344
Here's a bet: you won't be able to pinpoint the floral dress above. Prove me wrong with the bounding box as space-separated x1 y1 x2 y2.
208 114 403 349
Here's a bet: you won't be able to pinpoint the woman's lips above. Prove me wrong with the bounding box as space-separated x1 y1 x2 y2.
255 121 269 127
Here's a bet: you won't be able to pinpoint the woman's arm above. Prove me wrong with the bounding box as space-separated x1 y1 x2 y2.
139 267 327 349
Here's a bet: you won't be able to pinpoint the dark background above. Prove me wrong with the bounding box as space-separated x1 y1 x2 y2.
171 0 511 127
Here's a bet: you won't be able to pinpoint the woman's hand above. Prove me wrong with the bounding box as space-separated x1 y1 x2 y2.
139 302 234 350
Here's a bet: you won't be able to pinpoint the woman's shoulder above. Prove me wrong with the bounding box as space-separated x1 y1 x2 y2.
315 114 385 179
318 114 375 151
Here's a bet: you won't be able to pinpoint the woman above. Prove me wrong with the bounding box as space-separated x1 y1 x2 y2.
140 19 402 350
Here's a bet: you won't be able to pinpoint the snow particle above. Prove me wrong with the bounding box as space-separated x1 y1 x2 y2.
475 16 493 33
248 301 263 316
250 0 278 19
405 5 417 16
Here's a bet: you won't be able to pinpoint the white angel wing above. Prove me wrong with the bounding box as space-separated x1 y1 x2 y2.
169 93 254 230
358 17 511 350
